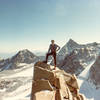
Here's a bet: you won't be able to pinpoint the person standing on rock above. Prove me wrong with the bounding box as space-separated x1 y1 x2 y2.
45 40 60 70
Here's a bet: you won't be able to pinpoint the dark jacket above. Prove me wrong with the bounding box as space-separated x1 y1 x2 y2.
48 44 60 53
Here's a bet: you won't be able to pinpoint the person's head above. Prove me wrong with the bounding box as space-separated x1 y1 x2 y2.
51 40 55 44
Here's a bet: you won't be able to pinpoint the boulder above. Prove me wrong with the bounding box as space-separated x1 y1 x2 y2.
34 61 51 70
34 66 55 86
56 75 69 99
32 80 53 94
34 91 55 100
55 89 63 100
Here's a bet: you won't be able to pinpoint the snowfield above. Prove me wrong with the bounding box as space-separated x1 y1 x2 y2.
78 61 100 100
0 63 34 100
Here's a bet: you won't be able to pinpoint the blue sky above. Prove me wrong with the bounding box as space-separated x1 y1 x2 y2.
0 0 100 54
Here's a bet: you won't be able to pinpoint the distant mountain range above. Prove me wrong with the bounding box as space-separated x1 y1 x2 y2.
1 39 100 75
0 52 16 59
0 50 46 59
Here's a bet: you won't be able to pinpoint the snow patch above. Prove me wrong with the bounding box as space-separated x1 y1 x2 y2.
78 60 100 100
0 63 34 100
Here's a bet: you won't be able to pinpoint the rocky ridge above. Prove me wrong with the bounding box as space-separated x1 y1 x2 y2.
31 61 86 100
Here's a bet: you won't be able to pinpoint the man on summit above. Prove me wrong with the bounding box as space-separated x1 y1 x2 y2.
45 40 60 70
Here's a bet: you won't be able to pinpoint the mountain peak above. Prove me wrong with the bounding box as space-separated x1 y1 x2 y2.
0 49 39 71
66 39 80 48
18 49 32 54
67 39 78 45
11 49 39 64
16 49 37 58
19 49 29 52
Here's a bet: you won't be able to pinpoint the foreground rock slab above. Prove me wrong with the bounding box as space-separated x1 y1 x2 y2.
31 61 86 100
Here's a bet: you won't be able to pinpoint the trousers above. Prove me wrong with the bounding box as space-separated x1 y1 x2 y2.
46 52 56 66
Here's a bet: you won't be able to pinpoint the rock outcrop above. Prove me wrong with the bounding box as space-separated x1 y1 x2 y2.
31 61 86 100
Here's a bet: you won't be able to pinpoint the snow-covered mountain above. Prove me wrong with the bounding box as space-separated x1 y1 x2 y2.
88 55 100 89
56 39 100 75
78 59 100 100
56 39 83 63
0 49 39 100
0 49 39 71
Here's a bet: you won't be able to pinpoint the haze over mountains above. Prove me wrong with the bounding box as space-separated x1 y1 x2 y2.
0 39 100 100
0 50 45 59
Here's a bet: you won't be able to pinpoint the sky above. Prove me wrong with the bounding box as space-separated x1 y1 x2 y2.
0 0 100 55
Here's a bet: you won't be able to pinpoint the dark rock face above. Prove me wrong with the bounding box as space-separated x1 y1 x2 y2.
58 47 98 75
89 56 100 89
0 59 10 69
0 49 39 71
59 51 84 75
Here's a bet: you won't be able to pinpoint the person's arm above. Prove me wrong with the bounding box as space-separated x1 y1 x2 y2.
56 44 60 51
48 45 51 53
